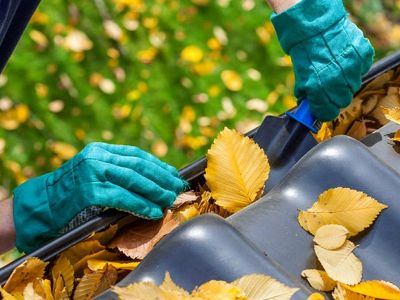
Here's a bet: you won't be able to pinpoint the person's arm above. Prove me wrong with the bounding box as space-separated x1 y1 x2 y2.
0 198 16 253
265 0 299 13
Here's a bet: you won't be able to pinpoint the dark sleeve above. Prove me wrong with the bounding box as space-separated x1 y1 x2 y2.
0 0 41 73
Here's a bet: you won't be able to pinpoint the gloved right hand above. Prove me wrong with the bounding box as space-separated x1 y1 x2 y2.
13 142 187 253
271 0 374 121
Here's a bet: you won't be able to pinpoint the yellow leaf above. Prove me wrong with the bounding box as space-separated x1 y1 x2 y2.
341 280 400 299
87 259 139 271
0 287 17 300
32 279 53 300
371 95 400 125
160 272 190 297
301 269 336 291
191 280 247 300
204 128 270 213
23 283 44 300
313 123 333 143
88 224 118 245
391 129 400 142
346 120 367 141
51 255 74 296
181 46 204 63
53 275 69 300
4 257 48 293
174 204 200 223
73 250 120 277
59 240 105 265
314 241 362 285
49 142 78 160
73 265 118 300
332 283 374 300
113 282 169 300
313 225 349 250
197 190 231 218
298 187 387 236
307 293 326 300
382 106 400 125
232 274 299 300
221 70 243 92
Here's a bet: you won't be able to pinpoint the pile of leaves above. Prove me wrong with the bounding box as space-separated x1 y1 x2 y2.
314 66 400 143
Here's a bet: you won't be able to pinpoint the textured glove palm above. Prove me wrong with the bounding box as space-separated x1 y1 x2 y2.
13 142 187 253
271 0 374 121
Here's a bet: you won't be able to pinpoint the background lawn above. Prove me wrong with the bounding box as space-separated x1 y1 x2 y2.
0 0 398 196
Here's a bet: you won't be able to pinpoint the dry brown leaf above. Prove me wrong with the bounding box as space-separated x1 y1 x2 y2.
333 98 362 135
23 283 44 300
88 224 118 245
362 95 379 115
298 187 387 237
172 191 200 209
109 210 179 259
204 127 270 213
87 259 139 271
313 225 349 250
197 190 231 217
307 293 326 300
4 257 48 293
382 106 400 124
73 265 118 300
191 280 246 300
340 280 400 299
314 241 362 285
232 274 299 300
51 255 74 296
301 269 336 292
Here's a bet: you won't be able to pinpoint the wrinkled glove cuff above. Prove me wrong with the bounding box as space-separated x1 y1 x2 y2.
271 0 347 53
13 173 56 253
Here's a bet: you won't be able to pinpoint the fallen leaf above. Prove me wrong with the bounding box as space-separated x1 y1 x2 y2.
232 274 299 300
73 250 121 277
87 259 139 271
391 129 400 142
191 280 246 300
51 255 74 296
204 128 270 213
160 272 190 297
347 120 367 140
59 240 105 265
382 106 400 124
197 190 231 217
314 241 362 285
301 269 336 292
307 293 326 300
172 191 200 209
0 287 17 300
113 282 167 300
313 225 349 250
340 280 400 299
313 123 332 143
109 210 179 259
32 279 53 300
371 95 400 125
333 98 362 135
53 275 69 300
23 283 44 300
174 203 200 223
73 265 118 300
89 224 118 245
332 283 373 300
4 257 48 293
298 187 387 236
221 70 243 92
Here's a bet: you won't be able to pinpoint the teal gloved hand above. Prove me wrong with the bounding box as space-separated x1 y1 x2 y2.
271 0 374 121
13 142 187 253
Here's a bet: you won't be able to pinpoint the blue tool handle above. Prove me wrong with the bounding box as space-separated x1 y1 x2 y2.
286 98 321 133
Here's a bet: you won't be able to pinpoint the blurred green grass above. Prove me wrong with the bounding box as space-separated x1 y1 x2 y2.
0 0 398 193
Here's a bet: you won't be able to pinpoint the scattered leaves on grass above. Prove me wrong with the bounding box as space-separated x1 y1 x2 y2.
301 269 336 292
298 188 387 237
4 257 48 294
314 241 362 285
109 210 180 260
313 225 349 250
205 127 270 213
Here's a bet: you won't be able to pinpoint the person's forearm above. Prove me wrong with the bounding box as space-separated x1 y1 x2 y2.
266 0 300 13
0 198 16 253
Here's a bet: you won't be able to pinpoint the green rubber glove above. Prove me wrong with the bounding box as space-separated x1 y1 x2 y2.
13 142 187 253
271 0 374 121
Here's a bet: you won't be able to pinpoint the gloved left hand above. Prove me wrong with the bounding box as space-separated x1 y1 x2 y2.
13 142 187 253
